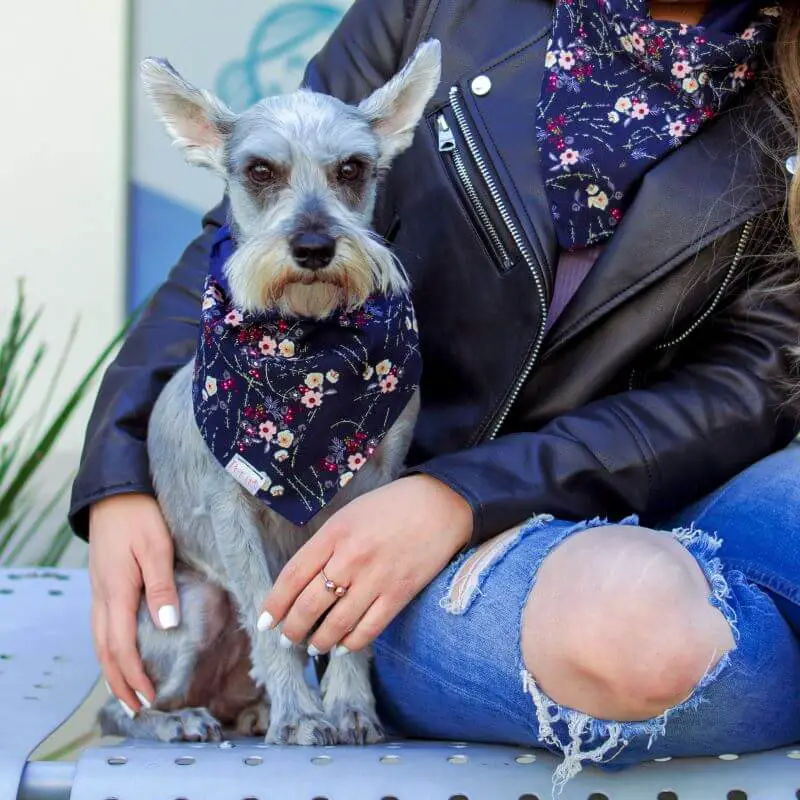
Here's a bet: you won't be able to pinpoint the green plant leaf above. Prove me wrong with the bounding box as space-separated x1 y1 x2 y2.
37 520 75 568
0 286 40 402
0 281 140 564
0 503 32 562
0 316 133 529
3 472 75 565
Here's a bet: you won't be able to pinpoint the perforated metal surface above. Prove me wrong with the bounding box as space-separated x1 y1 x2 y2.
66 741 800 800
2 568 800 800
0 569 97 800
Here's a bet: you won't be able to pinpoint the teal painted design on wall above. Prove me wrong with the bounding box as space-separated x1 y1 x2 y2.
215 3 345 110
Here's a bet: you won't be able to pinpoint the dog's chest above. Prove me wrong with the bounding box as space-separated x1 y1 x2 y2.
257 506 318 577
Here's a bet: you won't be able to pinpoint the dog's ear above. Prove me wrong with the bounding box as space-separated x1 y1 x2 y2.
358 39 441 164
141 58 236 172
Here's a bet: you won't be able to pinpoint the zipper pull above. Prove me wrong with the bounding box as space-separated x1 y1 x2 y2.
437 115 455 152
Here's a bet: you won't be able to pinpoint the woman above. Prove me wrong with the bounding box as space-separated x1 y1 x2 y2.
73 0 800 780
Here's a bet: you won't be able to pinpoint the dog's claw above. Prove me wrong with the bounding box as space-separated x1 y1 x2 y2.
145 707 223 743
330 706 385 745
266 713 338 745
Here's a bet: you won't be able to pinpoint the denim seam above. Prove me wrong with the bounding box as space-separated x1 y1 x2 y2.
723 557 800 606
683 477 800 603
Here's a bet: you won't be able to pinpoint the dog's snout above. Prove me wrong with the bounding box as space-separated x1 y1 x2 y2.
291 232 336 271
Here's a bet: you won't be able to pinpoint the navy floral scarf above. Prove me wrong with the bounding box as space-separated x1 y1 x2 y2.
192 226 422 526
537 0 780 250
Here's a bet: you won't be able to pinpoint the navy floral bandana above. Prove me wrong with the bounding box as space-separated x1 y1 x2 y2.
537 0 780 250
192 226 422 526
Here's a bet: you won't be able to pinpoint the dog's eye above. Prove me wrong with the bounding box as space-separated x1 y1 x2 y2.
247 161 274 184
337 159 364 183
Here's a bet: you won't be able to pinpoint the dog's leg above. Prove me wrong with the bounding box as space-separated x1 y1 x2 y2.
208 492 337 745
321 650 385 744
309 396 417 744
98 571 226 742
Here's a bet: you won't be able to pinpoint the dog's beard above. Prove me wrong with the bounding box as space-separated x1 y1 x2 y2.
226 232 408 320
276 282 343 319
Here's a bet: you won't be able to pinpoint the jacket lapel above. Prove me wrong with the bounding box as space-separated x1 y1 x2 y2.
544 87 793 353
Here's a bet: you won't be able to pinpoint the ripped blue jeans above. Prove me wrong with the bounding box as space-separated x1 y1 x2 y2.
372 443 800 784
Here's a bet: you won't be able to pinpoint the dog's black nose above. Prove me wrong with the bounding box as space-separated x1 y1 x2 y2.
290 232 336 270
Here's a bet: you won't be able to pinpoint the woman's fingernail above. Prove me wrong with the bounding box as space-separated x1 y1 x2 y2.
135 691 152 709
307 644 323 657
103 680 113 695
257 611 274 632
158 605 179 630
119 699 136 719
279 633 294 649
332 645 350 658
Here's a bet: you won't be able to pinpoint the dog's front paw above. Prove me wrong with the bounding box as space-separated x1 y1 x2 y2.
266 712 338 745
146 707 223 742
328 704 385 745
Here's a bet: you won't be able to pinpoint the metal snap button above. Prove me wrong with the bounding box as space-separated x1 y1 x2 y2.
471 75 492 96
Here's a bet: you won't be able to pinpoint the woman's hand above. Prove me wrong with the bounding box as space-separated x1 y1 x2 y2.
89 493 179 714
261 475 473 655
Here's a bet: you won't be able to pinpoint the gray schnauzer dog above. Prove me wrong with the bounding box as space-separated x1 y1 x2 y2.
99 40 440 746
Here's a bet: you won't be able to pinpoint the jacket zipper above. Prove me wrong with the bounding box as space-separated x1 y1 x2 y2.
437 115 513 270
447 86 549 441
628 218 755 390
654 219 754 351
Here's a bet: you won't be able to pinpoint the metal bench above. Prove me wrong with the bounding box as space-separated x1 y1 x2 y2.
2 568 798 800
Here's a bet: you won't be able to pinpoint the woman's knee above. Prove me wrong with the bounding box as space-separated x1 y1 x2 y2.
521 524 735 721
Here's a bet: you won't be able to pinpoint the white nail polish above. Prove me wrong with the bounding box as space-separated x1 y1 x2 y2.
307 644 322 657
279 633 294 649
135 691 152 710
158 605 179 630
257 611 274 632
119 699 136 719
332 645 350 658
103 680 112 695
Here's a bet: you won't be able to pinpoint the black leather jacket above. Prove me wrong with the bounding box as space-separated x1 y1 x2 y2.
70 0 800 546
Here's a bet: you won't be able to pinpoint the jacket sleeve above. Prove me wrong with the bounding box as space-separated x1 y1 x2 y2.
68 0 419 539
415 262 800 547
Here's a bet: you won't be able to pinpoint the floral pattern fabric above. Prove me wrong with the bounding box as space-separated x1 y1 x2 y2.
537 0 780 250
192 225 422 526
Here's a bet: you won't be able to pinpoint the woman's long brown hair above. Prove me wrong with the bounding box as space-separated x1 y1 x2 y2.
777 3 800 249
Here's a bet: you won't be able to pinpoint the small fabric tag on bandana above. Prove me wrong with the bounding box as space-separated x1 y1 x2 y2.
225 454 268 495
192 225 422 526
